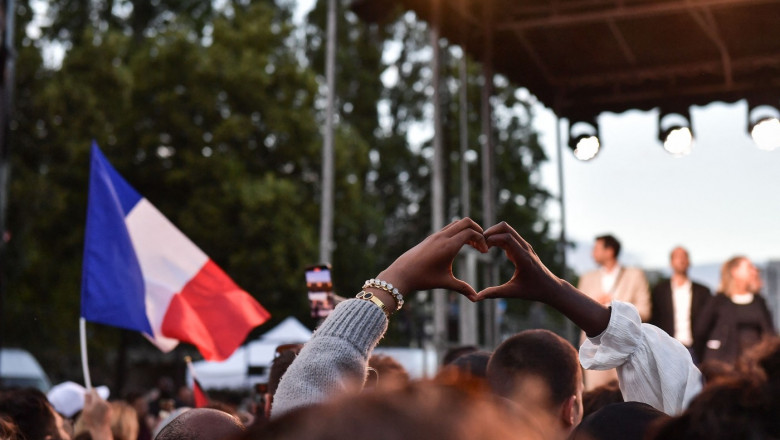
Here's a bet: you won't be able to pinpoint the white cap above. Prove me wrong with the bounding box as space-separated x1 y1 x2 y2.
47 381 110 418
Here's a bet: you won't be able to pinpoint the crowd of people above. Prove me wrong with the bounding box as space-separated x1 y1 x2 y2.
2 218 779 439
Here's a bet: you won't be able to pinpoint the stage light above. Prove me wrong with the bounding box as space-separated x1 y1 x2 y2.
751 118 780 151
573 136 600 161
568 120 600 161
747 102 780 151
663 127 693 156
658 109 694 157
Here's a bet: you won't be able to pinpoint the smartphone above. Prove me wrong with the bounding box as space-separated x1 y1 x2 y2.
305 264 335 318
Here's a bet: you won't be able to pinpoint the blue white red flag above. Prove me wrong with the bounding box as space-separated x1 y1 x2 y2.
81 142 270 361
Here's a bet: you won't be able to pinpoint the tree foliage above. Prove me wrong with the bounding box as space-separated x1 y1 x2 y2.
3 0 566 387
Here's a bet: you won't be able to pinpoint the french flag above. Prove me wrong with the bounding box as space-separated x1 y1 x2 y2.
81 142 270 361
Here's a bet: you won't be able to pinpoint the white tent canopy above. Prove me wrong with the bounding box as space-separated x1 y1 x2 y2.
189 316 438 390
256 316 312 344
190 316 312 390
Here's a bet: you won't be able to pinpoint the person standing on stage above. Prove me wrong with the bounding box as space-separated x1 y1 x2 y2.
694 256 775 365
578 234 651 389
650 247 711 357
578 234 651 320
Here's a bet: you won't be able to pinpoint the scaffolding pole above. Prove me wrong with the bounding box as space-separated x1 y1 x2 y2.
0 0 16 367
430 0 448 358
480 0 499 349
319 0 337 264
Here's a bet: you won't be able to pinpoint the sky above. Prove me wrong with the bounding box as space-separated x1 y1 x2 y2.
533 100 780 278
290 0 780 280
29 1 780 278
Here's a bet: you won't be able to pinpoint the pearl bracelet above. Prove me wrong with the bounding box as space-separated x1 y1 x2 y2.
362 278 404 312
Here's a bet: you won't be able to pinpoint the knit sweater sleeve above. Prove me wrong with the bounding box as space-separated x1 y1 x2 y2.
270 299 388 418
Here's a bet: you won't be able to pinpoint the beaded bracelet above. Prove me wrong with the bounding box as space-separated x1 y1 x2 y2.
355 291 390 317
362 278 404 312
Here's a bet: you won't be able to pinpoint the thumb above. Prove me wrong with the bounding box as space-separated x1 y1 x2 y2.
445 277 478 301
475 284 513 301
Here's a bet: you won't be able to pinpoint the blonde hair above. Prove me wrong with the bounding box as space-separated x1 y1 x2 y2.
110 402 139 440
718 256 747 296
74 401 138 440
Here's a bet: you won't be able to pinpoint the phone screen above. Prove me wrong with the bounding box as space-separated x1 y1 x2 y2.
305 264 335 318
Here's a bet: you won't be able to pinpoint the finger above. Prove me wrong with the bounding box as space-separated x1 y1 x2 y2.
483 221 525 245
444 217 484 238
485 233 524 261
483 221 513 237
475 284 513 300
444 277 478 301
440 218 463 234
451 228 488 253
84 390 94 405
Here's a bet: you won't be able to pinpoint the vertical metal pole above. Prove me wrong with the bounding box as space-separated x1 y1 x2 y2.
555 115 576 342
319 0 337 264
0 0 16 365
555 117 567 274
457 39 478 346
481 0 497 348
430 0 448 357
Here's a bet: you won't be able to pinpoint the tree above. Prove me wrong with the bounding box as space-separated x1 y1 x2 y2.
4 0 568 387
304 2 567 343
5 0 331 386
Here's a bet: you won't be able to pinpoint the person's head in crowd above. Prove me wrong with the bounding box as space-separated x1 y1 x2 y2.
74 400 138 440
0 388 73 440
156 377 175 398
442 345 479 366
367 355 410 392
451 350 491 378
438 350 491 381
571 402 668 440
151 377 176 419
109 402 139 440
719 256 762 296
737 336 780 385
592 235 620 266
653 339 780 440
699 359 738 385
647 376 777 440
264 344 303 419
176 386 194 408
245 380 545 440
154 408 244 440
582 380 623 418
124 390 149 416
487 329 583 440
205 401 239 417
124 390 153 440
0 414 21 440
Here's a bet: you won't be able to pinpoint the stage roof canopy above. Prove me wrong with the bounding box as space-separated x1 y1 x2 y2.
353 0 780 122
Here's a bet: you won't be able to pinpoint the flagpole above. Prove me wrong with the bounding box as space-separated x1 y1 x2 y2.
80 317 93 389
185 355 210 408
185 355 195 379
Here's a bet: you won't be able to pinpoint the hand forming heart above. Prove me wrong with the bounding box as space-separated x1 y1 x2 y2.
473 221 561 303
376 217 489 302
376 218 560 303
373 217 612 335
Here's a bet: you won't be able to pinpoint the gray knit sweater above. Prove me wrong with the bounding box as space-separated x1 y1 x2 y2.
270 299 388 418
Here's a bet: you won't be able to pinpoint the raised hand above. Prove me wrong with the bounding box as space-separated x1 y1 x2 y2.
376 217 488 301
475 221 560 302
476 221 611 337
